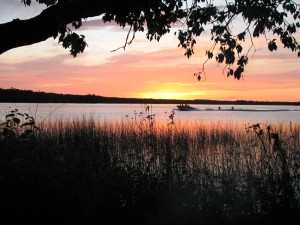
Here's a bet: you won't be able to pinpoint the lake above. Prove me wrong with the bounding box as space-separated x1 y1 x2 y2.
0 103 299 124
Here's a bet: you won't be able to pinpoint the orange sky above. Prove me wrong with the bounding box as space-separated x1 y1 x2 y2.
0 1 300 102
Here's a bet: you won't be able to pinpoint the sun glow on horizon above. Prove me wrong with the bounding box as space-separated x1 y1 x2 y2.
139 92 187 100
138 90 207 100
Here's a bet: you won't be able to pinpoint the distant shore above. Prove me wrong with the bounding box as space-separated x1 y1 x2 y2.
1 87 299 105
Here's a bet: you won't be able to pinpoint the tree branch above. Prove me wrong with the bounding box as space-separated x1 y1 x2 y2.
0 0 141 54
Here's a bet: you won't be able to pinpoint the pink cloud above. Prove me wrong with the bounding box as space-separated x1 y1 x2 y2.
1 44 299 101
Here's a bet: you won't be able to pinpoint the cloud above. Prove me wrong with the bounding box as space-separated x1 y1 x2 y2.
1 31 299 102
105 48 196 68
73 19 119 31
253 51 299 61
0 0 46 22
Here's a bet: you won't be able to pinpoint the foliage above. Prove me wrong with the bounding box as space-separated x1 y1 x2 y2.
0 108 40 140
1 0 298 80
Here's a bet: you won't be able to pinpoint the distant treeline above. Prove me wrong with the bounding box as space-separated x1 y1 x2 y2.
0 88 299 105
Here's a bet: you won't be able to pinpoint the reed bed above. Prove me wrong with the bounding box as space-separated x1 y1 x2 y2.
1 116 300 225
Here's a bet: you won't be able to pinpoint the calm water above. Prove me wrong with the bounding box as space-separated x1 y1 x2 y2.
0 103 299 124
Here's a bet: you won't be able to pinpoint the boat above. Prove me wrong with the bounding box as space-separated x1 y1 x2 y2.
177 104 198 111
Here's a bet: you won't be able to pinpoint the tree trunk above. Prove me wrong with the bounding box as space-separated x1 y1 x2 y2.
0 0 161 54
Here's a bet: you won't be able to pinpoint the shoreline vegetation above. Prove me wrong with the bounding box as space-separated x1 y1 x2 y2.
1 87 299 105
1 108 300 224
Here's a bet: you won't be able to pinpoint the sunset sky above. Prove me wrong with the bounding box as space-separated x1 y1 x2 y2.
0 0 299 102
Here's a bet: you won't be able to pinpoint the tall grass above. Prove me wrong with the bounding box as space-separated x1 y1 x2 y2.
1 116 300 225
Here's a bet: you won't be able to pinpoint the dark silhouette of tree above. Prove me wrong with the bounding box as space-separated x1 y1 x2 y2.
0 0 299 80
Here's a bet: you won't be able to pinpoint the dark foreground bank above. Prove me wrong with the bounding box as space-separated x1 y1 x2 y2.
1 120 300 225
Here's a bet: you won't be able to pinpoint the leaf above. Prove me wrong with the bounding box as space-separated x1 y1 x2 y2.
268 41 277 51
215 26 225 35
234 67 244 80
216 53 224 63
194 72 201 81
21 121 34 127
227 69 234 77
273 27 283 35
237 32 246 41
237 55 248 67
25 117 34 123
224 49 235 64
13 118 21 125
72 20 82 29
236 45 243 54
227 39 236 49
207 51 213 59
287 24 296 34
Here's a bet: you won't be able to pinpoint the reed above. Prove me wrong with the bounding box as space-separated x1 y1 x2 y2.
1 116 299 225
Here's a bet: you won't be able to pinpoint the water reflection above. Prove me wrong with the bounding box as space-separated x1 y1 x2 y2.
0 103 299 124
